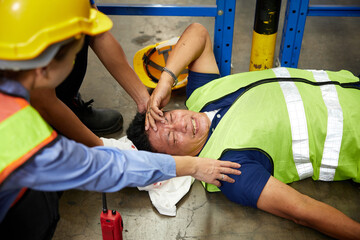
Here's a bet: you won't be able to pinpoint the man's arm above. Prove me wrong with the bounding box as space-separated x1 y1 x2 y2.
3 136 241 192
30 88 103 147
146 22 219 130
89 31 150 113
257 176 360 239
90 3 149 113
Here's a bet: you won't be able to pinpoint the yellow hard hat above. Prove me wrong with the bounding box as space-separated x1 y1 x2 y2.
0 0 112 62
134 37 188 90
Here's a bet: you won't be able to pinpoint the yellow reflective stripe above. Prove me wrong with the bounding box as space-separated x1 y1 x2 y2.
0 105 54 175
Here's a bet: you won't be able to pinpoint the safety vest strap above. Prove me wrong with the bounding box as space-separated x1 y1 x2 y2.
186 69 277 112
11 187 28 207
0 93 57 184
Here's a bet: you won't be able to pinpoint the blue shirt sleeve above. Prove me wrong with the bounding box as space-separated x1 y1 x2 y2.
2 136 176 192
186 70 220 98
0 136 176 222
219 150 272 208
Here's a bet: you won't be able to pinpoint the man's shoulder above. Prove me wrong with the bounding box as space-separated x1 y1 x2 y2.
221 149 273 173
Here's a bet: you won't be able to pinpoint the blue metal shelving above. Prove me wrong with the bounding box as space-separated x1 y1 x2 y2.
279 0 360 68
98 0 236 76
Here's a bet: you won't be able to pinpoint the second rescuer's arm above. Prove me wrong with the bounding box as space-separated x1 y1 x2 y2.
3 136 241 192
257 176 360 239
146 23 219 131
90 3 149 113
90 31 150 113
30 88 103 147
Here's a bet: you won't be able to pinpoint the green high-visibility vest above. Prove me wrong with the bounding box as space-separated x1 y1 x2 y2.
186 68 360 192
0 92 57 185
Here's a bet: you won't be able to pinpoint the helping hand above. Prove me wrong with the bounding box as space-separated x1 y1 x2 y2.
145 79 173 131
193 158 241 187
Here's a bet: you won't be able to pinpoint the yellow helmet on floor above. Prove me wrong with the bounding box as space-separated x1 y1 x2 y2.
134 37 188 90
0 0 112 62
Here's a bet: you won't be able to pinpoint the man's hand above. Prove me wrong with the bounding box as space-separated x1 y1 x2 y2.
145 78 173 131
173 156 241 186
193 158 241 186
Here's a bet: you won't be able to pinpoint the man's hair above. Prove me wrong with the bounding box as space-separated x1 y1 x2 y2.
126 112 155 152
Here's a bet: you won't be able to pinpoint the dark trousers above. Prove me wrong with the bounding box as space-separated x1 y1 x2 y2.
0 190 61 240
55 36 90 106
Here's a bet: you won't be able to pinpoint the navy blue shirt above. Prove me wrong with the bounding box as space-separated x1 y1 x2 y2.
187 70 272 208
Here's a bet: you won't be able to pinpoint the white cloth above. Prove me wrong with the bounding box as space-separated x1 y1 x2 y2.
101 136 138 150
101 136 193 216
138 176 194 216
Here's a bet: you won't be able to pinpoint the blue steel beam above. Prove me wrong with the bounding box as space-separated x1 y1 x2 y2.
279 1 360 68
97 4 217 17
213 0 236 76
308 6 360 17
279 0 309 68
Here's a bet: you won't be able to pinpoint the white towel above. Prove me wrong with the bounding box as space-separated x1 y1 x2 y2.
101 136 137 150
101 136 193 216
138 176 194 216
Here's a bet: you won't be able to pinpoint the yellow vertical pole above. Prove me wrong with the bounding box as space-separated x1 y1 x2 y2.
249 0 282 71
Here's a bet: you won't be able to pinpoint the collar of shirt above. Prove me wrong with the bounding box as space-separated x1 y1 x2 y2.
0 77 30 102
197 106 231 157
204 109 220 122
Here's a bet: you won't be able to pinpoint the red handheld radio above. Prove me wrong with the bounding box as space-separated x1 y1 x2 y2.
100 193 123 240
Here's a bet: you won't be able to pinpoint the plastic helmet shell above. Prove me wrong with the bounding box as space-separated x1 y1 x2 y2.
0 0 113 61
134 37 188 90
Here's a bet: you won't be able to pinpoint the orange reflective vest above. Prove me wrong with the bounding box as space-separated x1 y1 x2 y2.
0 92 57 203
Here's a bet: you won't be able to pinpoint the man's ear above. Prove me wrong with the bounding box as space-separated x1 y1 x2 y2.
37 66 48 78
33 66 49 88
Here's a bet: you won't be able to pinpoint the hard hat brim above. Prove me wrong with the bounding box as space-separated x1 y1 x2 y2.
0 38 74 71
0 9 113 62
86 9 113 37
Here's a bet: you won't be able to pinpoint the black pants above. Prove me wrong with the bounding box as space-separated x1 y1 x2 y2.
0 190 60 240
55 36 90 106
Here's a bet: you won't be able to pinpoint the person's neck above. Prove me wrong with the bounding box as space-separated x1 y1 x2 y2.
17 71 36 91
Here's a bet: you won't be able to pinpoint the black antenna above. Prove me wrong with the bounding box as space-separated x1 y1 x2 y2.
102 193 108 213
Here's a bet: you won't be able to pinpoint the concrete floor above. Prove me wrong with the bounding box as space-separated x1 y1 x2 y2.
53 0 360 239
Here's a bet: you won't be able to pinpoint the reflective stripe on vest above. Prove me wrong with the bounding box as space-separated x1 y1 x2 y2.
0 92 57 184
309 70 344 181
273 68 312 180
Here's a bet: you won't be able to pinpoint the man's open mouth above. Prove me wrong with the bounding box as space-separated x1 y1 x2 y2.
192 118 197 136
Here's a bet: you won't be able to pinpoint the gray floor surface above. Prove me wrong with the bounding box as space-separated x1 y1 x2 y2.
53 0 360 239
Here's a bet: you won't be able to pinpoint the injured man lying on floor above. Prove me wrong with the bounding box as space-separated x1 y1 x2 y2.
126 23 360 239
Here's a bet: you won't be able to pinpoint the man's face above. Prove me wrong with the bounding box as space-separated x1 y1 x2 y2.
147 109 211 156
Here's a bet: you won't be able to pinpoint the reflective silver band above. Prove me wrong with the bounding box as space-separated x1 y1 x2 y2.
309 70 343 181
273 68 312 179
